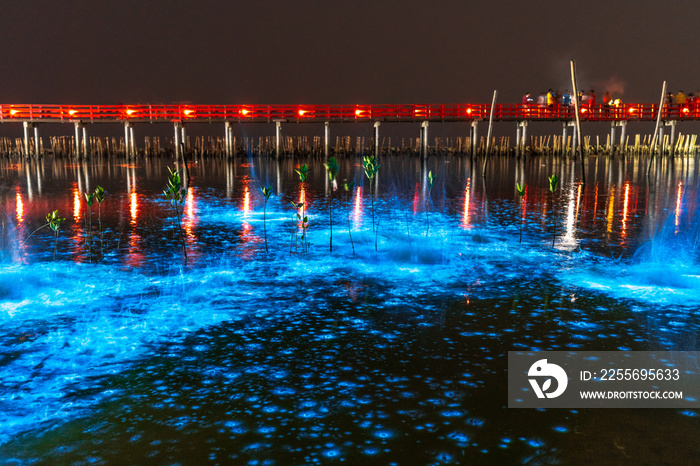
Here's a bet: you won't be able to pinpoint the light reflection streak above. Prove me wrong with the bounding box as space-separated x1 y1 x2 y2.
73 186 81 221
592 183 599 224
413 183 420 214
184 187 197 239
621 183 630 234
675 181 683 233
243 185 250 213
15 190 24 223
562 183 581 248
130 191 138 226
126 188 143 268
463 178 471 228
354 186 362 224
606 185 615 233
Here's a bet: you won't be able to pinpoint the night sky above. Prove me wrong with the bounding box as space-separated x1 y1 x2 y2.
1 0 699 105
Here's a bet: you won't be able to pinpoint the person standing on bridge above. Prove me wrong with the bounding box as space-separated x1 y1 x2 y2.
562 90 572 117
676 90 687 115
603 91 612 106
522 92 533 116
562 90 572 107
688 92 697 115
537 92 546 117
546 89 557 116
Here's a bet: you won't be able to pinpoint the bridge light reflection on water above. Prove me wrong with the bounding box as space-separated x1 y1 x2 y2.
15 189 23 223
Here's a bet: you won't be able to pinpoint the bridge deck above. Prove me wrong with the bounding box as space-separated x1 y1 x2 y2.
0 103 698 124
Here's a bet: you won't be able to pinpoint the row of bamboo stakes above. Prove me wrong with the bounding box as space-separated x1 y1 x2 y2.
0 132 697 159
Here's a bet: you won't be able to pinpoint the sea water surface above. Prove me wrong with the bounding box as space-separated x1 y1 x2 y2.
0 152 699 464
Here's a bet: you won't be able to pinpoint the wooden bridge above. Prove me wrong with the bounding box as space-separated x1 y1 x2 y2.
1 102 698 123
1 102 697 158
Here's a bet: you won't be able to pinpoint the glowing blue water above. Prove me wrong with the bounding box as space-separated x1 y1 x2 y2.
0 154 699 464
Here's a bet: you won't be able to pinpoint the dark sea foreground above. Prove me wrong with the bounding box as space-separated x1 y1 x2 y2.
0 152 699 465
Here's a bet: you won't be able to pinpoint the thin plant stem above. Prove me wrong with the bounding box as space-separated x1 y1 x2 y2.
347 203 354 258
263 200 268 254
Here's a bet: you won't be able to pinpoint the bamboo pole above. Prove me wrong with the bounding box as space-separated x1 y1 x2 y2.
482 90 498 176
646 81 667 175
570 59 586 184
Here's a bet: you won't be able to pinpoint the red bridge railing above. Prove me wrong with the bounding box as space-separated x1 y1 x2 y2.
0 103 698 123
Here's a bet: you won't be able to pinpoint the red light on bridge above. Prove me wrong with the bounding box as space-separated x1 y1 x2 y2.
629 108 637 114
240 108 250 116
580 108 588 114
126 109 135 116
68 109 77 116
9 109 17 116
683 107 690 114
355 109 363 117
183 109 194 117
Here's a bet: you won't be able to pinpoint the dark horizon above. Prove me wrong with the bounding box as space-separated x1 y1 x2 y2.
2 1 700 106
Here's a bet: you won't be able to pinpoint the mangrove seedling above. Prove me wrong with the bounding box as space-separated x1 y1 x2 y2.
323 157 339 252
290 201 302 253
363 155 380 251
260 186 272 253
426 170 436 236
294 163 311 183
290 201 308 253
294 164 311 252
516 182 526 243
549 174 559 247
343 180 355 257
94 186 106 251
163 166 188 262
84 191 95 258
46 210 65 260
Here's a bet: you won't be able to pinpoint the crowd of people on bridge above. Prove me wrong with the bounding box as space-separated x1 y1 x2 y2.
521 88 700 118
522 89 603 109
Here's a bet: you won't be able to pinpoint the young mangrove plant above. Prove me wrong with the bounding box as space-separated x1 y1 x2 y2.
294 163 311 252
163 166 188 262
94 186 106 252
20 210 64 259
323 157 339 252
548 174 559 247
362 155 380 234
343 180 356 257
260 186 272 253
290 201 303 253
516 182 526 243
84 191 95 258
46 210 65 260
426 170 436 236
